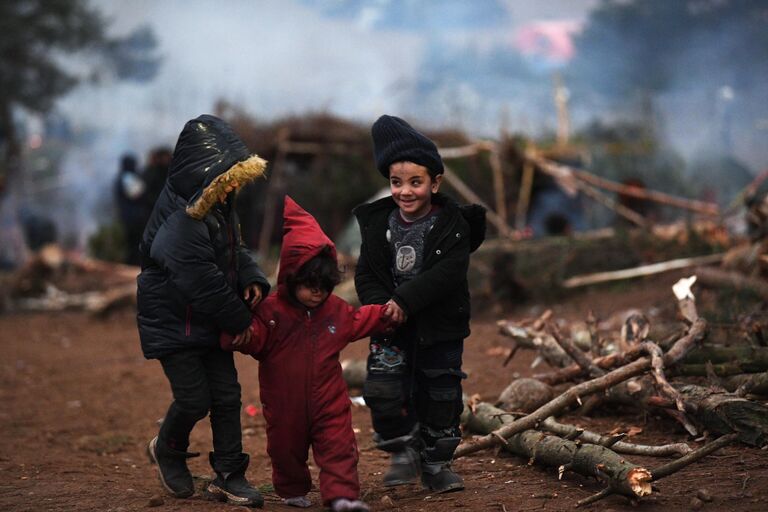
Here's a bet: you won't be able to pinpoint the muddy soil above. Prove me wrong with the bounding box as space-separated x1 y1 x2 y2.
1 273 766 511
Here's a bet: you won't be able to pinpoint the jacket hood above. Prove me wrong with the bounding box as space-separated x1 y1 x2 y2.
166 114 267 219
278 196 337 285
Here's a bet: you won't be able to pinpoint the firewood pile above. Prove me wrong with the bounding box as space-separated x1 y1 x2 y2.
0 243 138 315
341 276 768 507
463 276 768 507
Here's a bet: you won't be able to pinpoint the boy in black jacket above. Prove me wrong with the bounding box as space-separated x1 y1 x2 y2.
353 115 486 493
137 115 270 507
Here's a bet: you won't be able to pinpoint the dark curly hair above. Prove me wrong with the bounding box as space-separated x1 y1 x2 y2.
286 246 342 294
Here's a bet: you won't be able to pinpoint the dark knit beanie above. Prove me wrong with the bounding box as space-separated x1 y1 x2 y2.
371 115 444 178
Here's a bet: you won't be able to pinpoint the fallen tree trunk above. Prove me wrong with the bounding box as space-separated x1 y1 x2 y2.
726 371 768 396
674 361 768 377
681 345 768 365
462 402 652 503
648 384 768 446
455 319 706 459
695 266 768 301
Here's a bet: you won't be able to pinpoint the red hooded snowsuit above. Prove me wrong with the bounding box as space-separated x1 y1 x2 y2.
222 196 391 504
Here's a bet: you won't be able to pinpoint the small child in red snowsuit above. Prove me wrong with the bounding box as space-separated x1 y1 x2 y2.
222 196 396 512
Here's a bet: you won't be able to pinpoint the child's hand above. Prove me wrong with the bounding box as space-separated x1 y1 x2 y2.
232 325 253 348
384 299 407 324
244 284 263 311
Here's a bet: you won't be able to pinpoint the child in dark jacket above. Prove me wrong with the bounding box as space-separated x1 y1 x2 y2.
137 115 270 506
222 196 396 512
354 115 486 493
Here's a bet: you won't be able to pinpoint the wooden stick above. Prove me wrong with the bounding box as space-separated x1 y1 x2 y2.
577 180 649 228
538 417 691 457
455 319 707 459
464 402 652 502
527 153 720 216
515 160 535 231
547 322 604 377
455 358 651 458
640 341 687 412
562 253 725 288
650 434 738 480
257 128 289 258
488 145 508 225
442 165 512 237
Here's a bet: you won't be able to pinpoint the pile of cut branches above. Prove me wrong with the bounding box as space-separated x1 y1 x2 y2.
461 276 768 506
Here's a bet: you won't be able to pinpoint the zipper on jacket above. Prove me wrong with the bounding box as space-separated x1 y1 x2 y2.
185 305 192 336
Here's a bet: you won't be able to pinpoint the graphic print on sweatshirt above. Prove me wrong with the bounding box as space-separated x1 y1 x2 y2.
387 208 439 286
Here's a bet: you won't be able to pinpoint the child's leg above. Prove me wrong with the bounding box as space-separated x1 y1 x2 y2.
151 348 211 497
310 405 361 507
205 348 245 471
204 347 263 506
158 348 213 451
414 339 466 492
363 337 417 440
364 337 421 486
266 420 312 500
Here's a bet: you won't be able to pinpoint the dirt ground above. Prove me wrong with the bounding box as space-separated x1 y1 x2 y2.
1 272 766 512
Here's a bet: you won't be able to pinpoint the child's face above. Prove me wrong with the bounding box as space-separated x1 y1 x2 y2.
389 161 442 220
294 284 330 309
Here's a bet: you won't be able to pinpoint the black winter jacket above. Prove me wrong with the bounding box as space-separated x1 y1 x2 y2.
137 115 270 359
353 193 485 344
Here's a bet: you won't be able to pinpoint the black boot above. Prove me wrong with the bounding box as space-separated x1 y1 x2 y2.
374 427 421 487
205 453 264 508
146 436 199 498
420 437 464 493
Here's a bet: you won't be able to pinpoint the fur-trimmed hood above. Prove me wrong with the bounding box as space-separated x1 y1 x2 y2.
165 114 267 219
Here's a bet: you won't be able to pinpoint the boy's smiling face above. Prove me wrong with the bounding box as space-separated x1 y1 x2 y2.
388 161 442 221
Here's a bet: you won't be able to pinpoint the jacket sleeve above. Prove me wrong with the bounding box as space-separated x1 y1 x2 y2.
237 245 271 296
354 239 391 305
391 233 470 316
220 315 269 358
345 303 393 342
150 212 251 335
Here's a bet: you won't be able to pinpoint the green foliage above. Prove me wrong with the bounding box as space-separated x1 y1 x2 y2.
87 221 125 263
0 1 160 193
0 1 160 112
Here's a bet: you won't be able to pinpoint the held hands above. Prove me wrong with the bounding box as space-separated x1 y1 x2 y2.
384 299 407 325
244 284 263 311
231 325 253 348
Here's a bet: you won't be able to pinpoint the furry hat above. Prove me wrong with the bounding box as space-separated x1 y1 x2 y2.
371 115 444 178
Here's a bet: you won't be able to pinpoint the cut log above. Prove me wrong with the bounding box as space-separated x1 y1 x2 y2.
695 266 768 301
455 319 707 458
727 371 768 396
674 361 768 377
681 345 768 365
665 384 768 446
463 402 652 503
496 378 554 413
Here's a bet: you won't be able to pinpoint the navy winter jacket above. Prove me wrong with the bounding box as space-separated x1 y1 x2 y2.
136 115 270 359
